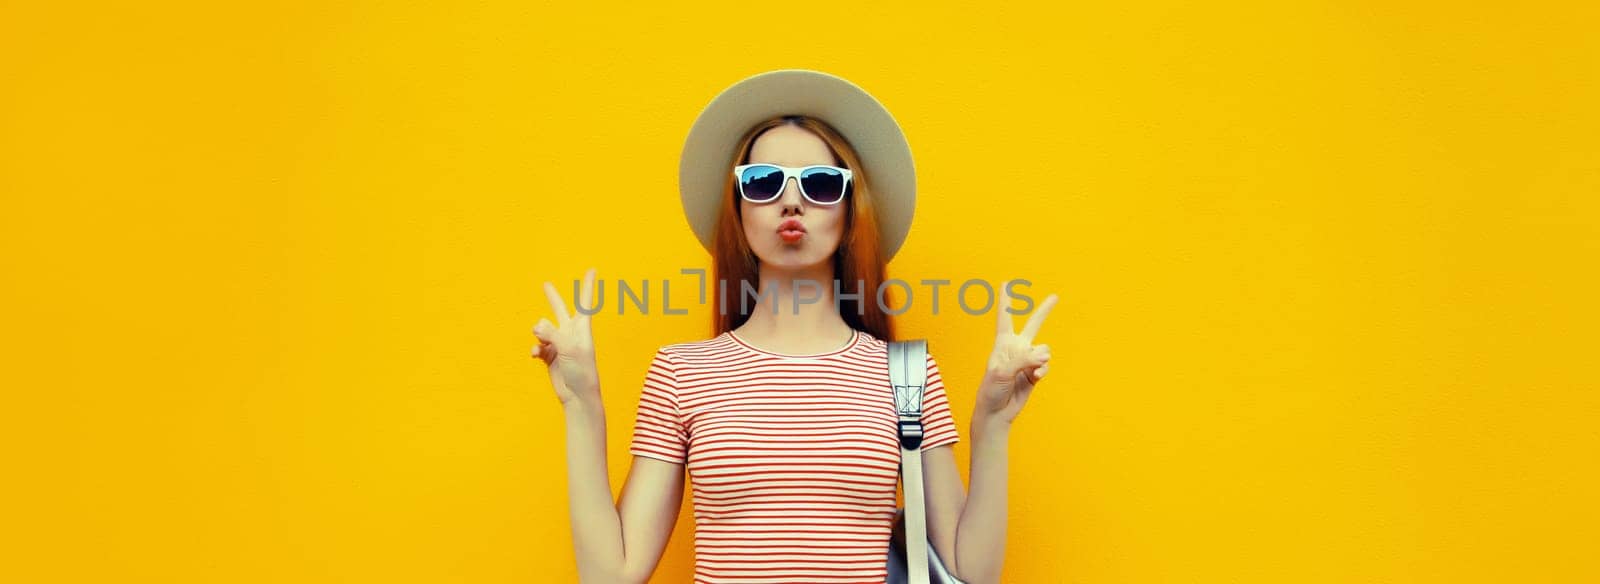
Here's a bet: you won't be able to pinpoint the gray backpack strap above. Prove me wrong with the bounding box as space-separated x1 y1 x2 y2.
889 339 931 584
889 339 929 449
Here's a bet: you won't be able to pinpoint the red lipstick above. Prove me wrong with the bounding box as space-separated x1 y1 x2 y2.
777 219 806 243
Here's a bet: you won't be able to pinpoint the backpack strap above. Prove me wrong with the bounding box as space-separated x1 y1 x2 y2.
889 339 931 584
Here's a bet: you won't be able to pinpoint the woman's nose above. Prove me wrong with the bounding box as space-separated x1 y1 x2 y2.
777 177 805 208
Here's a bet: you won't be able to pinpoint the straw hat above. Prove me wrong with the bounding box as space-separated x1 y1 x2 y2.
677 69 917 261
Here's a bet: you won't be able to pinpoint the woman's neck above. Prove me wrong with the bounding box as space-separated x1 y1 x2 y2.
733 262 855 354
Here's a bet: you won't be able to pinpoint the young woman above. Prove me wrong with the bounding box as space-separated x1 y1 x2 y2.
532 70 1057 584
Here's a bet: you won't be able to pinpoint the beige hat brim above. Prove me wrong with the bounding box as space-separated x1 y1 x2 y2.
678 69 916 261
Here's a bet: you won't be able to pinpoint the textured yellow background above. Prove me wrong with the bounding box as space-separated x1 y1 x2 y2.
4 1 1597 582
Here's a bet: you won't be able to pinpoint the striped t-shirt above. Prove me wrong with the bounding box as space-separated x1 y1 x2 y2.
629 328 960 583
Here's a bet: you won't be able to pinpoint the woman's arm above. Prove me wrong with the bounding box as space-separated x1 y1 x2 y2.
563 401 684 583
534 269 685 583
923 411 1014 584
925 289 1059 584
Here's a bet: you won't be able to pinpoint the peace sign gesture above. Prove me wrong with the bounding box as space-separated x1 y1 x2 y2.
531 268 601 407
975 288 1059 425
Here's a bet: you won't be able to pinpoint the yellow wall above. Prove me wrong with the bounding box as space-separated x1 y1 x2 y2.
4 1 1597 582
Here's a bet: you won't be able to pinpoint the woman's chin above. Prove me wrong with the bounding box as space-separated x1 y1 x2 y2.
752 249 831 270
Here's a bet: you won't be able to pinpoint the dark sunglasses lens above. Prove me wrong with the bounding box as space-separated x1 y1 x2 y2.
739 165 784 201
800 167 847 203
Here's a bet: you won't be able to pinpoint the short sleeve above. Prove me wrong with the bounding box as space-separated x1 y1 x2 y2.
628 348 687 464
919 351 961 451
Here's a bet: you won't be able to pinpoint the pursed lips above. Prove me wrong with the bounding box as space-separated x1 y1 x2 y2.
777 219 806 242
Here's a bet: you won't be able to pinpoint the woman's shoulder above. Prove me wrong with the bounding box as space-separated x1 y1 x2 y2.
652 331 740 362
853 329 888 352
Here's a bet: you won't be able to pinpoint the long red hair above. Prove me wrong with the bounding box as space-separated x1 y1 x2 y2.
710 115 895 342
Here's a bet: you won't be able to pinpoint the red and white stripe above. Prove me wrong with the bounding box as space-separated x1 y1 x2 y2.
630 329 960 583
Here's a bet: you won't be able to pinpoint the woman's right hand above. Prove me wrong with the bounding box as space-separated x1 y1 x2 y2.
531 267 601 407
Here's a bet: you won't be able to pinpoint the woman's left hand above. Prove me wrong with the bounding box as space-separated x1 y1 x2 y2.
975 288 1059 426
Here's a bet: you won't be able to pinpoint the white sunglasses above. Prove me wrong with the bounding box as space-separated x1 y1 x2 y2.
732 163 854 206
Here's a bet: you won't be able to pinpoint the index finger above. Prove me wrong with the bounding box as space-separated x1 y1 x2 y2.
1019 293 1058 341
996 285 1014 336
543 281 572 326
579 268 595 316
